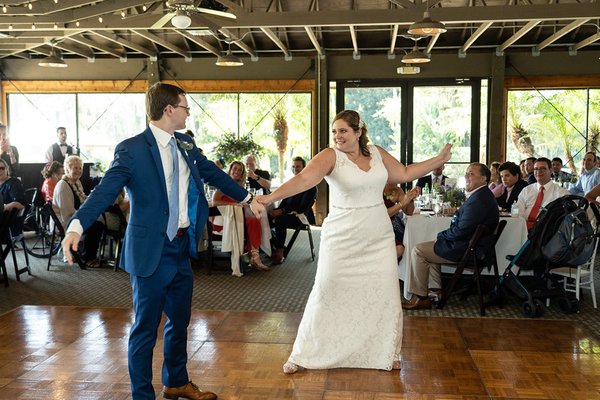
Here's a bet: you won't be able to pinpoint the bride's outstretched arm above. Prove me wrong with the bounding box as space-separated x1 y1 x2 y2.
379 144 452 184
257 148 335 206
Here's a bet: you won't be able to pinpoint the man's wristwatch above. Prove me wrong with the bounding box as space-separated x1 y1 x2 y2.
245 193 255 205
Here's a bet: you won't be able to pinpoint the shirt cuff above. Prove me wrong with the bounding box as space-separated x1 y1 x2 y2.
67 219 85 236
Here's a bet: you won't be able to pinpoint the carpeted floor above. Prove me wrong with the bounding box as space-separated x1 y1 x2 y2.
1 228 600 339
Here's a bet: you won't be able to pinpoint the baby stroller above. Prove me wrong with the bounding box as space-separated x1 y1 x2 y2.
495 195 597 318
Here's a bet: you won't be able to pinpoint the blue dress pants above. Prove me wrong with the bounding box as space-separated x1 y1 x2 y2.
128 233 193 400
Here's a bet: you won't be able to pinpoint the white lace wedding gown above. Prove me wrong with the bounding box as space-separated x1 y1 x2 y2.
287 145 403 371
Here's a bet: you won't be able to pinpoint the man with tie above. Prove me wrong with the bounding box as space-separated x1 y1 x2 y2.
62 83 265 400
415 164 454 192
45 127 76 164
515 157 569 229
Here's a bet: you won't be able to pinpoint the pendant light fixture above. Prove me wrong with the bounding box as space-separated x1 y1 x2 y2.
171 9 192 29
408 0 447 36
216 43 243 66
38 43 67 68
401 44 430 64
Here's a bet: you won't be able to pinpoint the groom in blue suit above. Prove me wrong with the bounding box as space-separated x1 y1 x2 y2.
63 83 264 400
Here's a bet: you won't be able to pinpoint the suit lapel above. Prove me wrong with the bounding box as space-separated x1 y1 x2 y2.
143 128 168 196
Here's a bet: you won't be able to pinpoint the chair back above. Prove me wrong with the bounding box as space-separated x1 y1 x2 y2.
44 203 65 238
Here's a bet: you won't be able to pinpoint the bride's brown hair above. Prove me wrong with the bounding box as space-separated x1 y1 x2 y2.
333 110 371 157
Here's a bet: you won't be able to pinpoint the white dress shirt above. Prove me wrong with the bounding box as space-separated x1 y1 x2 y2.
515 181 569 219
149 124 190 230
67 124 191 235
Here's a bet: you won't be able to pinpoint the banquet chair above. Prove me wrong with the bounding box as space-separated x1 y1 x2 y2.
99 204 127 271
548 203 600 309
45 203 66 271
437 220 506 316
548 236 599 309
283 214 315 261
7 207 31 281
0 209 17 287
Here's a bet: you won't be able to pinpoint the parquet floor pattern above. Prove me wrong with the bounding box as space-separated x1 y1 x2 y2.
0 306 599 399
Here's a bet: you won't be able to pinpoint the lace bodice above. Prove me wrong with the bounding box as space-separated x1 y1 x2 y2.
325 145 388 209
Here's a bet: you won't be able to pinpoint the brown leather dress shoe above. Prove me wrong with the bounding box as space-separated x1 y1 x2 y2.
402 295 432 310
162 381 217 400
271 248 285 265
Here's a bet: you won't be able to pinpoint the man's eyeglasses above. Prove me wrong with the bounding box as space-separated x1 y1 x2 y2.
175 105 190 112
533 167 548 171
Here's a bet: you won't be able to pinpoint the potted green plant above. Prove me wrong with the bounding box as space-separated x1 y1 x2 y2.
214 133 264 165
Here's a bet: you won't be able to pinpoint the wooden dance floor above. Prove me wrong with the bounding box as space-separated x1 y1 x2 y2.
0 306 599 399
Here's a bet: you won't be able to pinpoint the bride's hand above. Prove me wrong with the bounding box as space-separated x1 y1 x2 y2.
438 143 453 163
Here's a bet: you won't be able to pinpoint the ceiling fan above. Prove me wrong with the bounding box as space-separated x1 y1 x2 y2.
151 0 237 29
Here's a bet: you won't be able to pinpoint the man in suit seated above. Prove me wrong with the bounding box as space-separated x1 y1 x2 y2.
270 156 317 265
550 157 572 183
415 163 454 192
402 163 499 310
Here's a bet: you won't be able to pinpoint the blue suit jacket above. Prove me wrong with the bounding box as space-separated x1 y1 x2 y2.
72 128 248 277
434 186 499 262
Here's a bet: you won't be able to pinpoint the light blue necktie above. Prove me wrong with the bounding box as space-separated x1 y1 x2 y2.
166 137 179 241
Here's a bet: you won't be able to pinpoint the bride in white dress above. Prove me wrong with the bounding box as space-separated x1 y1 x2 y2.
257 110 452 373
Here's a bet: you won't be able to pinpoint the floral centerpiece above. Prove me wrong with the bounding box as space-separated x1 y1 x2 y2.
214 133 264 165
442 187 467 208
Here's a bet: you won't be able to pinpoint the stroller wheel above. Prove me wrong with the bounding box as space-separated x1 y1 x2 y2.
522 300 543 318
558 297 580 314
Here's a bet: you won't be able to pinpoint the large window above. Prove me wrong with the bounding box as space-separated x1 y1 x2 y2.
189 92 312 184
344 86 402 155
7 89 312 184
336 79 484 187
8 92 146 167
506 89 600 176
413 85 473 180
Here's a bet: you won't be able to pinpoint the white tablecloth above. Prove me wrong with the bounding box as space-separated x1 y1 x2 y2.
398 214 528 298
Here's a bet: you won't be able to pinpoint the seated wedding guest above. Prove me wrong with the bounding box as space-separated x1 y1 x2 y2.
0 123 19 177
53 155 104 268
515 157 569 229
551 157 572 183
519 159 528 181
496 161 528 210
569 152 600 196
416 163 453 192
245 154 271 194
403 163 499 310
103 188 130 232
45 127 75 164
0 158 26 237
525 156 536 184
212 160 269 271
41 161 64 203
488 161 505 196
269 157 317 265
383 182 419 259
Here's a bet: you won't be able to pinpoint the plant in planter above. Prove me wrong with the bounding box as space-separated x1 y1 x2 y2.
214 133 264 166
